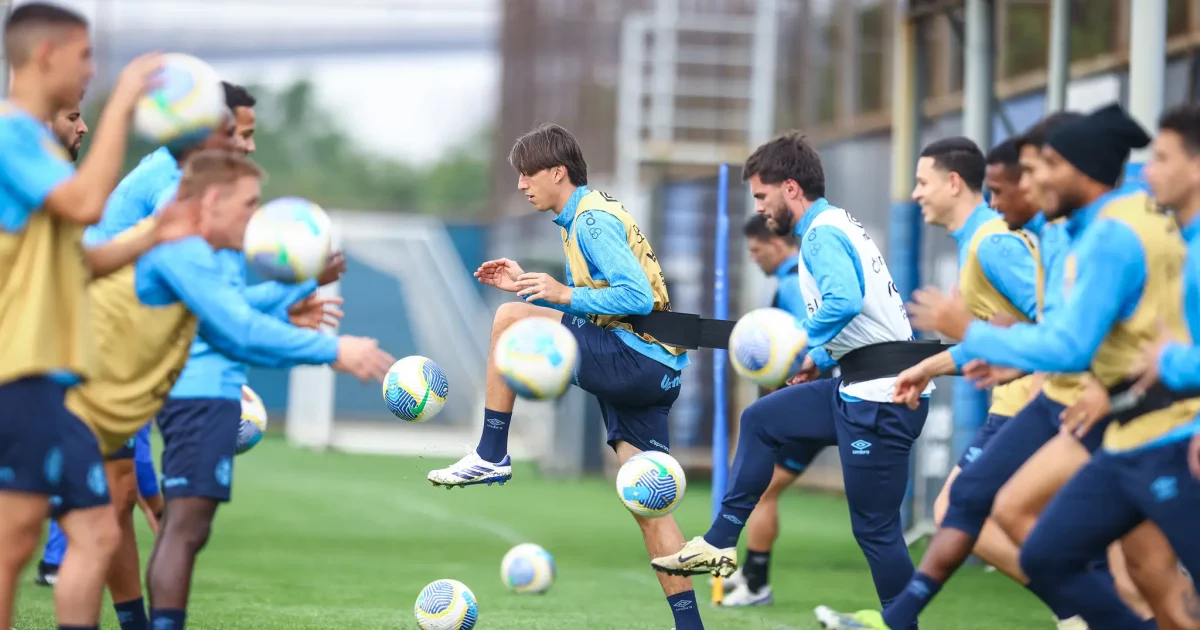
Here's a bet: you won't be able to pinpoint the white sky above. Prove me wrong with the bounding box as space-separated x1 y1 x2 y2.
12 0 499 164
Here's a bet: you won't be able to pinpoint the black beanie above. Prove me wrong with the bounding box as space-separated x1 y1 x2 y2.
1045 103 1152 187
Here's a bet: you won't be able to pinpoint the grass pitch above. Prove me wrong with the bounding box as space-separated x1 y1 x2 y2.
15 437 1048 629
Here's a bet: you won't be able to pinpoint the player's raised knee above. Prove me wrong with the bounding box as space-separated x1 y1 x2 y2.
493 300 551 330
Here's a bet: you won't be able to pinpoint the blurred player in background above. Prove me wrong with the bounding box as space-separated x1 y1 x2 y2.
0 4 162 628
146 88 347 630
654 132 932 630
818 104 1161 630
427 123 704 630
718 213 826 607
64 149 394 630
36 106 165 610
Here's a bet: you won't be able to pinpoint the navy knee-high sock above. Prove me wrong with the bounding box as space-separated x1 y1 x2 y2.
475 408 513 464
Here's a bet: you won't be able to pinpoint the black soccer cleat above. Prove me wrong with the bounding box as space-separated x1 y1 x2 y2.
34 561 58 587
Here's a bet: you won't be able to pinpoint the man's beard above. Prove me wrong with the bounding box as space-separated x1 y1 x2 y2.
1047 188 1084 219
68 145 80 162
769 210 795 237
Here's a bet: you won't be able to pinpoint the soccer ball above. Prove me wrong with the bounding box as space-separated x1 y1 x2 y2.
500 543 556 594
615 451 686 518
382 356 449 423
413 579 478 630
243 197 333 284
493 318 579 400
236 385 268 455
133 53 225 146
728 307 809 388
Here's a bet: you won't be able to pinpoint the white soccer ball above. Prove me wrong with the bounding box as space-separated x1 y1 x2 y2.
243 197 333 284
413 579 478 630
236 385 268 455
382 356 449 423
615 451 687 518
133 53 226 146
500 543 556 595
493 318 579 400
728 307 809 388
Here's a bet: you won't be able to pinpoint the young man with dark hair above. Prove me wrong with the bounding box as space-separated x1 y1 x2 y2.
652 131 932 630
222 81 257 154
0 4 164 629
818 104 1166 630
717 214 826 607
427 123 704 630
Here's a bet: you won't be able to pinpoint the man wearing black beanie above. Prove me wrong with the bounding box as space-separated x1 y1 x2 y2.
882 102 1195 630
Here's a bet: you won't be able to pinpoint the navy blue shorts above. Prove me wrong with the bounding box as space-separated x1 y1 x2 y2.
107 434 137 461
956 413 1012 470
158 398 240 502
1023 439 1200 590
0 377 109 514
562 314 682 454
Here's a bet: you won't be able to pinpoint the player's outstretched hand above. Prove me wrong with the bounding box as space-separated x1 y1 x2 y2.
962 359 1024 389
785 355 819 386
475 258 524 292
892 365 931 410
289 294 344 330
333 336 395 383
907 285 972 341
317 252 347 286
1060 375 1109 439
110 53 166 113
516 272 571 305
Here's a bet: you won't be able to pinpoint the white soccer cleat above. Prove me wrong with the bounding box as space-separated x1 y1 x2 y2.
427 451 512 488
720 583 773 607
650 536 736 577
1056 616 1089 630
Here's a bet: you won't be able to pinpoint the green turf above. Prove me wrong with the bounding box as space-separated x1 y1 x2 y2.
14 436 1049 629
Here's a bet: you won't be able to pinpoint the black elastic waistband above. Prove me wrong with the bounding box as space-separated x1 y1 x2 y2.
1106 379 1191 424
624 311 735 350
837 340 950 384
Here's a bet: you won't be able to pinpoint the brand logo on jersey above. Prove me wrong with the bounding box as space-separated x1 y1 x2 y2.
1151 476 1178 502
850 440 872 455
660 374 682 391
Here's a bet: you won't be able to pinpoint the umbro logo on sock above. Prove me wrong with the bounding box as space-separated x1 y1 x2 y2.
485 418 505 429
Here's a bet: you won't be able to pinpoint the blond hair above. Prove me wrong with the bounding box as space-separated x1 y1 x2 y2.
176 150 265 201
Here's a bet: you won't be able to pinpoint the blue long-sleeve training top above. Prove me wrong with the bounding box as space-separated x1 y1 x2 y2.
1026 211 1072 320
947 203 1040 367
795 202 863 352
132 424 159 498
136 236 339 400
144 182 319 399
536 186 689 372
82 147 179 247
769 253 833 372
958 189 1143 373
1157 215 1200 391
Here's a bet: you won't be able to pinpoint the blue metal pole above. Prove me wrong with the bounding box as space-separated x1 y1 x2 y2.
711 164 731 521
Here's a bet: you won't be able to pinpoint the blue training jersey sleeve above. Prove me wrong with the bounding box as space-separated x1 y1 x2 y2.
144 238 340 367
799 225 865 348
0 114 74 230
567 210 655 316
975 233 1039 321
959 220 1145 373
133 425 159 498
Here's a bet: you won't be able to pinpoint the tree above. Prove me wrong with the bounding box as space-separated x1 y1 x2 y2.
86 80 491 218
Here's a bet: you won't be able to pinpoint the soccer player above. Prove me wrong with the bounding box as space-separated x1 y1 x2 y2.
886 135 1055 600
0 4 162 629
145 89 346 630
36 106 165 602
718 214 827 607
815 103 1161 630
651 131 933 629
224 81 256 154
426 123 703 630
1017 102 1200 630
63 149 394 630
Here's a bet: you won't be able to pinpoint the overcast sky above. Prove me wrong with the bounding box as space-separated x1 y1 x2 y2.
11 0 499 164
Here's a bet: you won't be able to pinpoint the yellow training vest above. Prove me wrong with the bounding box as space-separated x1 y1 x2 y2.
1076 195 1200 451
66 220 199 455
958 218 1044 417
560 190 685 356
0 212 92 386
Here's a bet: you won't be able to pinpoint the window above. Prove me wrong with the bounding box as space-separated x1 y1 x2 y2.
1069 0 1117 61
816 16 840 123
857 1 888 113
1168 0 1190 37
1003 1 1049 78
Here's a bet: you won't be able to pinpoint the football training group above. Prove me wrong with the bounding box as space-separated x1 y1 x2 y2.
6 2 1200 630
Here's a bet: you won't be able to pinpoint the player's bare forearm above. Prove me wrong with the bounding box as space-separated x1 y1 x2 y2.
85 219 158 279
919 350 959 378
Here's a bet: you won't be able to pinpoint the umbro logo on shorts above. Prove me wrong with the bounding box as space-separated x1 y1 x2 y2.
850 440 872 455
